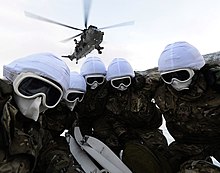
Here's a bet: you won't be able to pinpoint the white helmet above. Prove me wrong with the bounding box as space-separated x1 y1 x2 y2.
3 53 70 121
3 52 70 92
69 71 86 92
158 41 205 72
80 56 106 76
106 58 135 81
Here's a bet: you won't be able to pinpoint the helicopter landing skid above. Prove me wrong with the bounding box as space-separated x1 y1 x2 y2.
62 55 78 64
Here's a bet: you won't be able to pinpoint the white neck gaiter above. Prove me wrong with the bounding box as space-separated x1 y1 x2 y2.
14 94 48 121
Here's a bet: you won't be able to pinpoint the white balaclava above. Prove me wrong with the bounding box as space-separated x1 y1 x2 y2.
3 53 70 121
65 71 86 111
106 58 135 91
158 41 205 91
80 56 106 89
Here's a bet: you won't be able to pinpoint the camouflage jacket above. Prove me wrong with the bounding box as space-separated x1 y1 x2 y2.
105 70 162 133
155 64 220 144
0 79 44 172
43 101 77 137
36 102 82 173
93 70 168 154
154 64 220 171
74 82 109 136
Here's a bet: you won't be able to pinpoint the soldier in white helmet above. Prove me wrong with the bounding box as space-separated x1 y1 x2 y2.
35 71 86 173
154 41 220 172
0 53 70 173
74 56 108 137
101 57 171 173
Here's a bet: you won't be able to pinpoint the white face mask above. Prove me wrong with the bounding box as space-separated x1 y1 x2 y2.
116 84 128 91
14 94 48 121
171 78 192 91
65 100 78 111
90 81 99 90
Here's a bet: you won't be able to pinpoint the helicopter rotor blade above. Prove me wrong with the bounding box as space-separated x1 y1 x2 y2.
60 33 83 43
99 21 135 30
25 11 84 31
83 0 92 28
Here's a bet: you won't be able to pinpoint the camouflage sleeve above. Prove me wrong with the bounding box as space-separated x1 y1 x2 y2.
104 110 143 148
0 79 13 114
36 133 83 173
143 68 161 95
209 65 220 89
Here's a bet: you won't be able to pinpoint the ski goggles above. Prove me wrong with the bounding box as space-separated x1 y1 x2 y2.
13 72 63 108
160 68 195 84
64 90 85 103
85 74 105 86
110 76 131 89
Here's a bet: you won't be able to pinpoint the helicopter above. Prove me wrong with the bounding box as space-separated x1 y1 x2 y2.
25 0 134 64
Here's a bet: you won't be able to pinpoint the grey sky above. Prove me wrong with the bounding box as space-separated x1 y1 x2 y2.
1 0 220 77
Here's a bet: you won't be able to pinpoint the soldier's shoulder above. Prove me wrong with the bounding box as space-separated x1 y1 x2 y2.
136 67 160 80
0 79 13 96
201 63 220 90
135 67 161 92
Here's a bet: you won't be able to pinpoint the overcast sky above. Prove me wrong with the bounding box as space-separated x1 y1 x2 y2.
1 0 220 77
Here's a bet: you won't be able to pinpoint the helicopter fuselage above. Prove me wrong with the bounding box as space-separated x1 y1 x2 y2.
72 25 104 61
83 25 104 45
62 26 104 63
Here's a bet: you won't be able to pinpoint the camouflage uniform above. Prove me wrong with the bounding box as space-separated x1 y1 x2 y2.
0 79 44 173
34 102 84 173
74 82 109 137
155 63 220 172
93 71 172 173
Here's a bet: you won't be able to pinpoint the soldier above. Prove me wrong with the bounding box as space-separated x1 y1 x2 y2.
34 71 86 173
154 41 220 172
0 53 70 173
100 57 172 173
74 56 108 137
